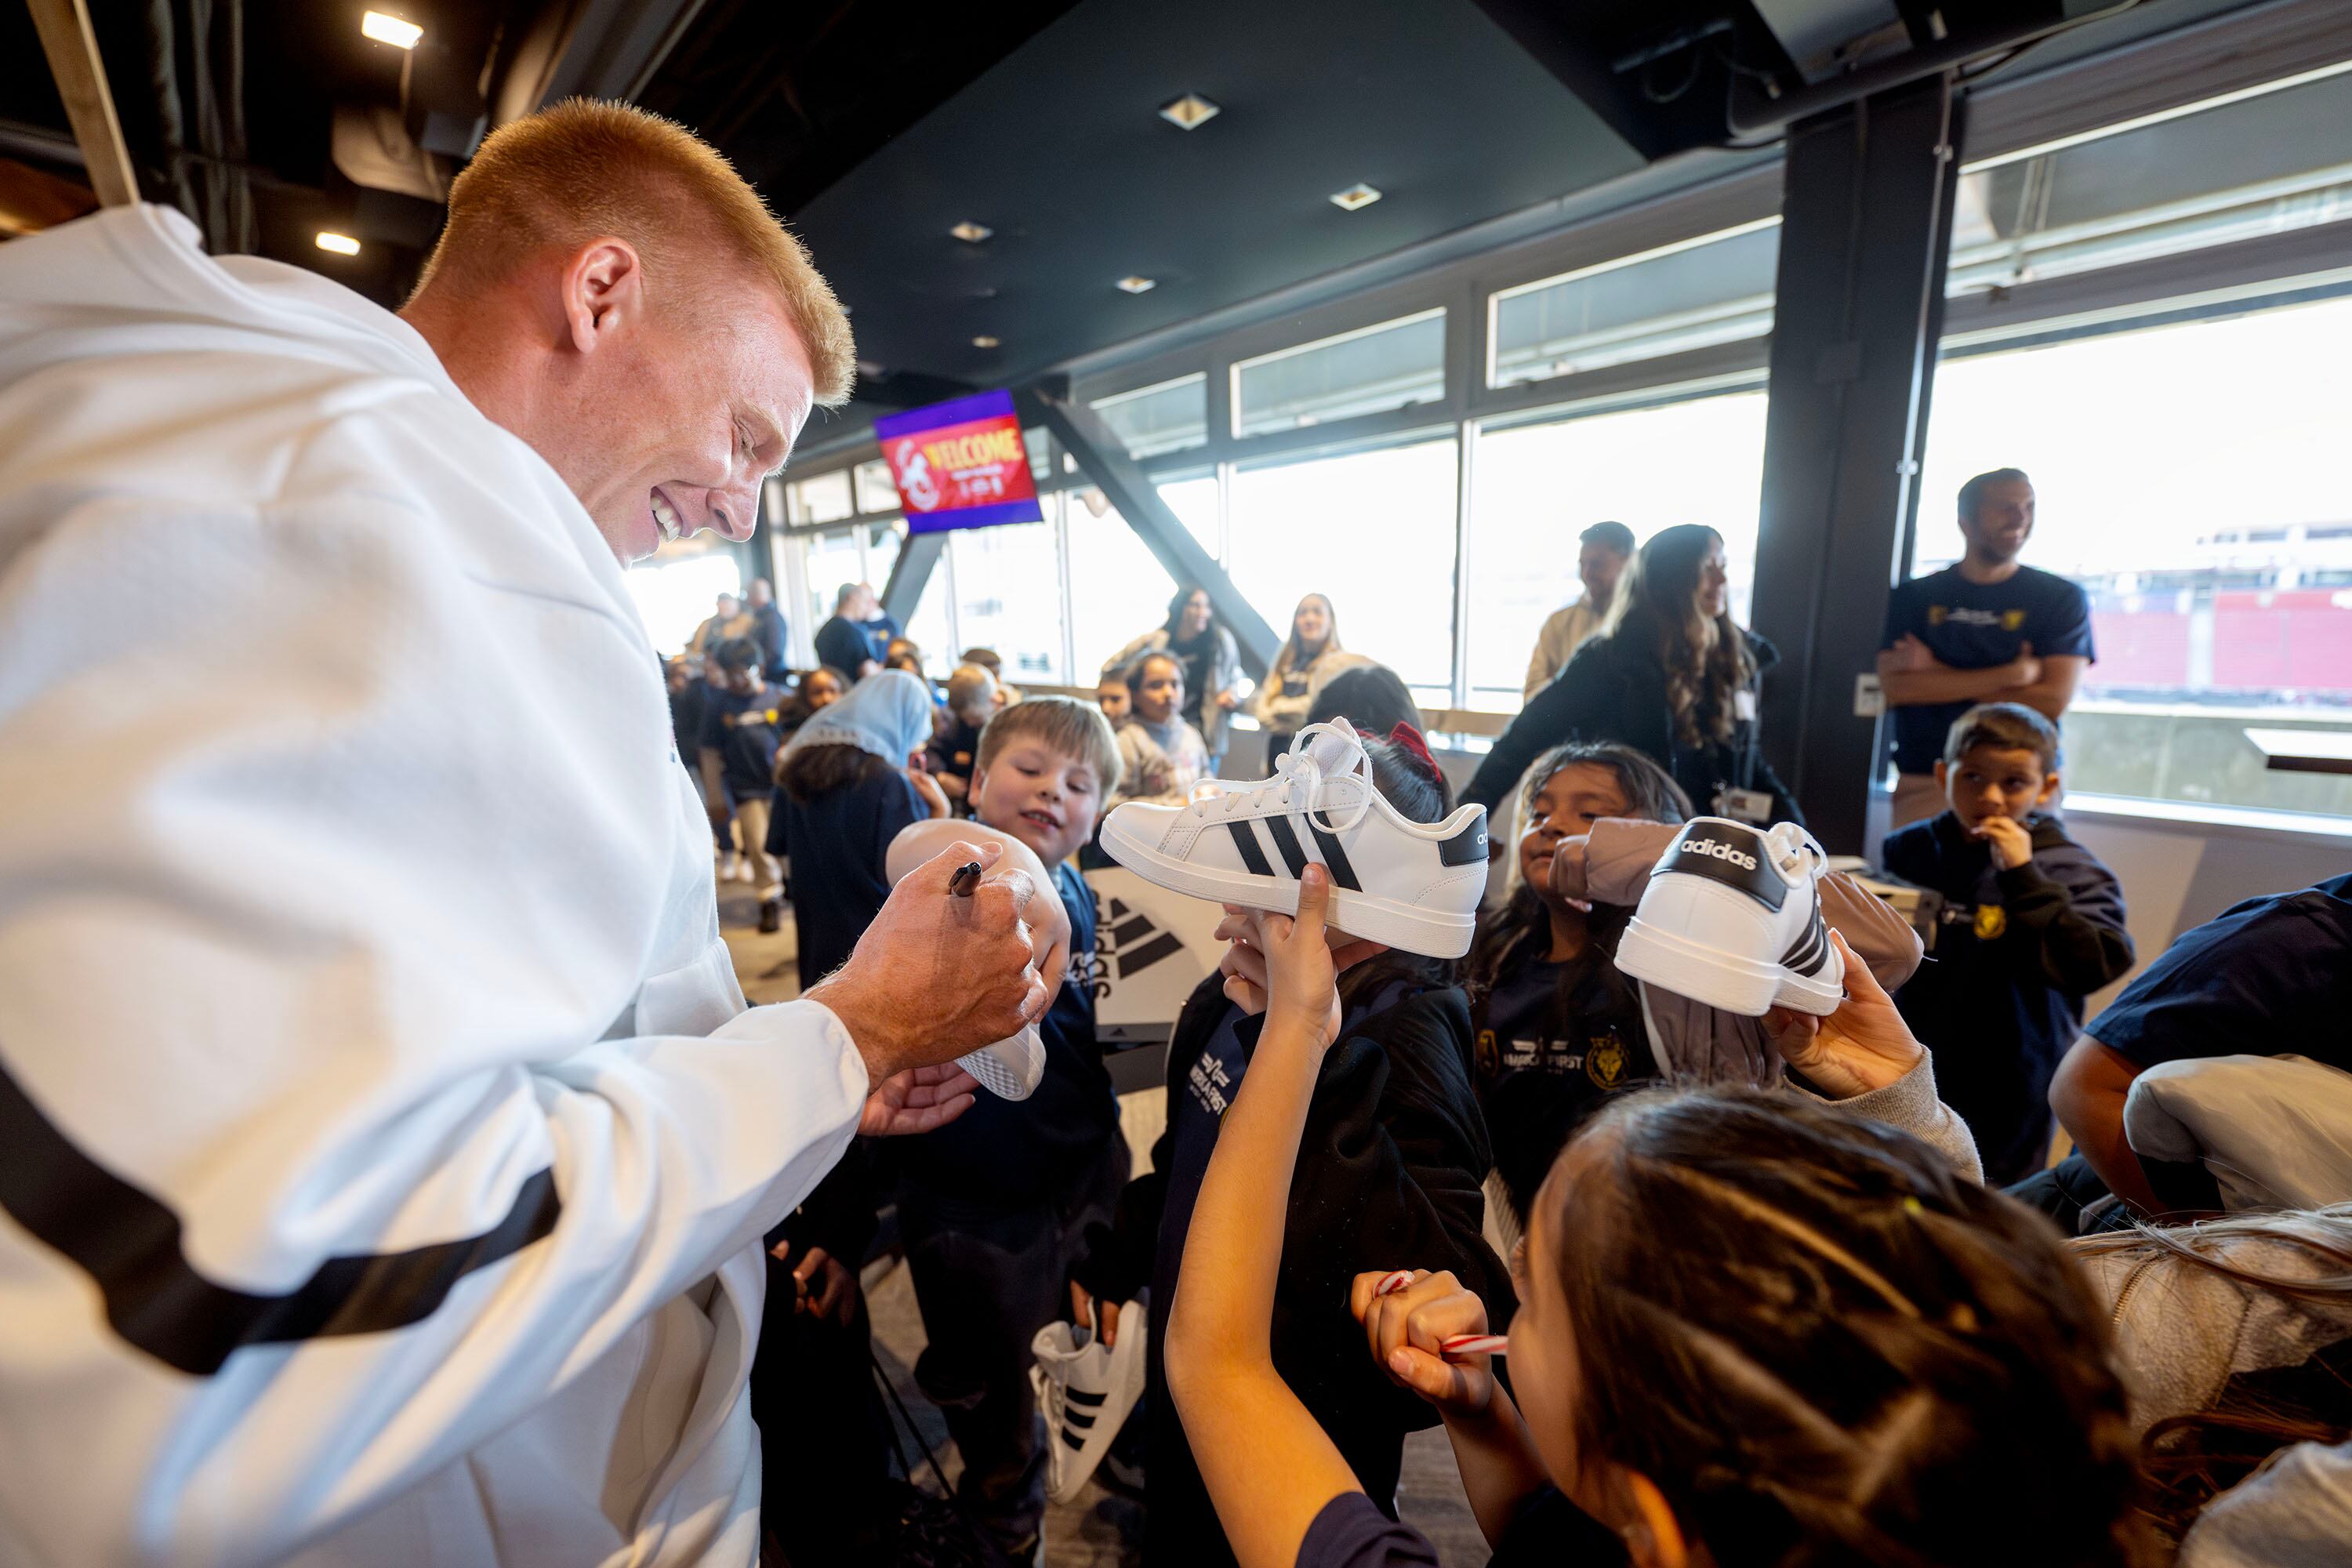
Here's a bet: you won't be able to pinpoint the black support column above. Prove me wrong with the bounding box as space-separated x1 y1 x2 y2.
1749 74 1963 855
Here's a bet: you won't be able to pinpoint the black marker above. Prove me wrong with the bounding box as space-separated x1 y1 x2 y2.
948 860 983 898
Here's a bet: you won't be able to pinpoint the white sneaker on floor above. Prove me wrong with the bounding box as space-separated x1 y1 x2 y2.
1613 818 1845 1018
1031 1301 1146 1505
1098 721 1488 959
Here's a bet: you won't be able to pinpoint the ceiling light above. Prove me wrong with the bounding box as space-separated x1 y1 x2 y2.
949 221 993 243
972 335 1000 349
1116 275 1156 295
314 231 361 256
360 11 422 49
1158 93 1221 131
1329 183 1383 212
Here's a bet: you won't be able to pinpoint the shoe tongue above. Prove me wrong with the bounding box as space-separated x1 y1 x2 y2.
1295 724 1364 776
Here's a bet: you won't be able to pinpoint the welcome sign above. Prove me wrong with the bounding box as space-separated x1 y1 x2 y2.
873 390 1044 534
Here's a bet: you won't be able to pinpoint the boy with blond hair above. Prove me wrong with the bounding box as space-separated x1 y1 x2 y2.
895 697 1126 1558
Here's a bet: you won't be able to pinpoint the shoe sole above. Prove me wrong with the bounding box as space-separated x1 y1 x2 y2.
1616 911 1845 1018
1100 812 1476 960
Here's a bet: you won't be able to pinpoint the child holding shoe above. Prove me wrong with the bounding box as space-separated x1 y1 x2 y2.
1158 871 2144 1568
1880 702 2133 1185
1069 728 1510 1568
893 696 1125 1561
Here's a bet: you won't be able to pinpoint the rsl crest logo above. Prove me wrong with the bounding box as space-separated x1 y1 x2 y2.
2001 608 2027 630
1974 904 2008 940
1585 1028 1630 1091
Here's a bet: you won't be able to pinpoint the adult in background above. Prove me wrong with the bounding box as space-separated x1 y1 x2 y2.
744 575 789 680
1464 524 1800 829
0 100 1046 1567
1112 583 1243 770
1879 467 2094 829
1521 520 1635 700
815 579 899 681
691 588 742 654
1249 593 1366 759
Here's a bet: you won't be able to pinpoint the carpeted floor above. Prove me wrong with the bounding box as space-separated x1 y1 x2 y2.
717 871 1489 1566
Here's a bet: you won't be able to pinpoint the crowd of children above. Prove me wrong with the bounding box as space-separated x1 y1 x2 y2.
667 579 2344 1568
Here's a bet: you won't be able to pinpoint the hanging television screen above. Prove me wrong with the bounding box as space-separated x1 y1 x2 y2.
873 390 1044 534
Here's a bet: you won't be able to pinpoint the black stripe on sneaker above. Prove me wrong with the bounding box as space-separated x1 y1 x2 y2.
1063 1406 1097 1429
1305 822 1362 891
1226 820 1274 877
1262 815 1310 877
1062 1427 1086 1450
1065 1385 1106 1407
1781 909 1828 974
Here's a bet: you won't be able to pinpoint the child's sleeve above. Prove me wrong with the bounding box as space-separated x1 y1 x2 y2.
2000 851 2134 997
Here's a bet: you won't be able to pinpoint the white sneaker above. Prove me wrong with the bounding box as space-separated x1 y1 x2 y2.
1098 721 1489 959
1031 1301 1146 1504
719 851 744 882
960 1022 1046 1102
1613 818 1845 1018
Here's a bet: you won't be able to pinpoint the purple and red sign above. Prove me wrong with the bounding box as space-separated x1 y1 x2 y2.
874 390 1043 534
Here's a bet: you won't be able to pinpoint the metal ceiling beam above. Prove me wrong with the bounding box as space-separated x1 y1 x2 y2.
24 0 137 206
1015 385 1279 678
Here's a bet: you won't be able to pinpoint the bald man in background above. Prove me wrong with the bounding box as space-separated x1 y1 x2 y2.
0 100 1043 1567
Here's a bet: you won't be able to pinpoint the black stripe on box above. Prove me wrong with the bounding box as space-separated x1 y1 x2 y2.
0 1050 561 1377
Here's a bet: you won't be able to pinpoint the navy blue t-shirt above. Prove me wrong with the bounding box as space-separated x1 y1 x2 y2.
1474 947 1657 1220
771 768 924 985
1881 564 2095 774
2091 873 2352 1072
1296 1488 1623 1568
698 687 782 803
895 862 1120 1213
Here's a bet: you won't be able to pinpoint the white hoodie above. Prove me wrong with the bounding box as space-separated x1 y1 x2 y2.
0 206 866 1567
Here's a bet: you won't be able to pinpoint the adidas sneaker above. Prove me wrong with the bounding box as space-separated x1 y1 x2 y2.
1030 1301 1146 1504
1613 817 1845 1017
1098 721 1489 960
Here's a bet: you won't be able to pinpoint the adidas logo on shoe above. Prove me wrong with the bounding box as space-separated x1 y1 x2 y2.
1098 720 1488 959
1614 817 1845 1018
1031 1301 1145 1504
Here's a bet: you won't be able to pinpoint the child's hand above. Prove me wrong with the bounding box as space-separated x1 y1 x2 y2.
1214 873 1385 1029
907 767 951 820
1762 930 1925 1098
1349 1269 1494 1420
1248 866 1344 1050
1970 814 2033 870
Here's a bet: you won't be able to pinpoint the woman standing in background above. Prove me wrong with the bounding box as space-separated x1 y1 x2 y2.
1250 593 1366 760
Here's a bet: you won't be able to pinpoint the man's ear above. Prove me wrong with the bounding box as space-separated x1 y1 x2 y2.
557 238 646 355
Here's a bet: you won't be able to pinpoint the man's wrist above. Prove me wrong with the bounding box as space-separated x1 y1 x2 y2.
799 982 898 1088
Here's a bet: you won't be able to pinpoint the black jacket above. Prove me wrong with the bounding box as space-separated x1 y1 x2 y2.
1465 623 1800 826
1076 974 1512 1568
1881 811 2133 1183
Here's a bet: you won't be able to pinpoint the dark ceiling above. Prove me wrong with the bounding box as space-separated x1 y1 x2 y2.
759 0 1645 392
1 0 2289 416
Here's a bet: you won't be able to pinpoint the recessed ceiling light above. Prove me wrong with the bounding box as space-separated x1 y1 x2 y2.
1329 183 1383 212
360 10 422 48
972 335 1000 349
1158 93 1221 131
949 221 993 244
314 230 361 256
1116 275 1156 294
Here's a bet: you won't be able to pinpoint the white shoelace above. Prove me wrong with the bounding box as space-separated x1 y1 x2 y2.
1186 721 1373 834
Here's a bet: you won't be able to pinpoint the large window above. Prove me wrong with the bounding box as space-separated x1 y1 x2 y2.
1093 374 1210 459
1228 437 1461 703
625 546 742 656
1068 494 1180 678
1232 310 1446 438
1918 292 2352 817
1465 391 1768 708
950 520 1069 684
1490 221 1780 389
1950 68 2352 296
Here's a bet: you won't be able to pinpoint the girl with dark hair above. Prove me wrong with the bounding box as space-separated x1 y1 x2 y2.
1463 524 1800 829
1067 731 1510 1568
1461 743 1692 1226
1251 593 1368 757
1162 901 2150 1568
1305 661 1421 740
1111 584 1243 765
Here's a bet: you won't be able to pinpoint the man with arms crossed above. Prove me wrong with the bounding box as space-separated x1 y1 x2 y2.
1878 468 2095 828
0 102 1043 1567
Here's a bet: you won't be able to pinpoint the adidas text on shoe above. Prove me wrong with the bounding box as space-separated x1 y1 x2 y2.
1613 818 1846 1018
1098 720 1488 959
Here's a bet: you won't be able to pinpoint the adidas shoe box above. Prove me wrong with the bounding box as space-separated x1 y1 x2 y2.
1083 868 1229 1091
